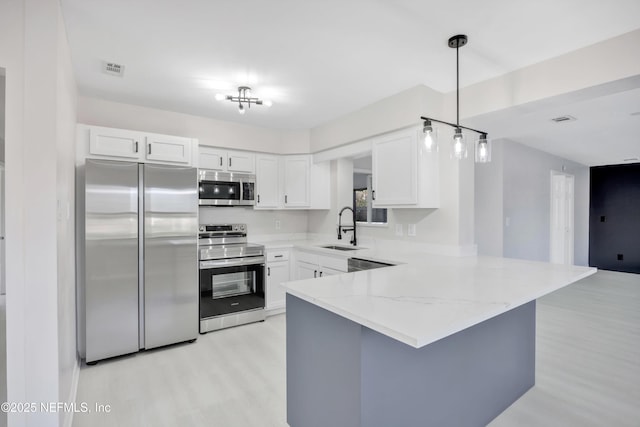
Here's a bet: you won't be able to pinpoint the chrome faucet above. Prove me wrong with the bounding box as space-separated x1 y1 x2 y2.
337 206 357 246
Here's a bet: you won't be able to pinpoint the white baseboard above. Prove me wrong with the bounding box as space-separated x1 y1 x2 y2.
265 306 286 317
63 357 81 427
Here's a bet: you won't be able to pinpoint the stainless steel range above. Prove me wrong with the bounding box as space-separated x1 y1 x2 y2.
199 223 266 333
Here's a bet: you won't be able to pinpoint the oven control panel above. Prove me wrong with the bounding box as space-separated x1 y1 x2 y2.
199 223 246 233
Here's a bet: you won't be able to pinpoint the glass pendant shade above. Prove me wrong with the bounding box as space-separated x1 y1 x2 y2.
475 135 491 163
422 120 438 152
451 128 467 160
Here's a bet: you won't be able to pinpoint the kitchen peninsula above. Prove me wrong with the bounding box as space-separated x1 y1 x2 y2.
283 252 596 427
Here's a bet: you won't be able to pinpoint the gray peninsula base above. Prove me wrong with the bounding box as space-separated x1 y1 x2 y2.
286 294 536 427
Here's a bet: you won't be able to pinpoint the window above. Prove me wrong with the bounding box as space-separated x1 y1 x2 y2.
353 175 387 224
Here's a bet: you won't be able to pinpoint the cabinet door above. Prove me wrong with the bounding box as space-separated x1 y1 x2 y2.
199 147 227 170
145 134 192 164
296 261 318 280
266 261 290 310
89 127 143 160
372 132 418 206
255 155 280 209
283 156 310 208
309 161 331 210
227 150 255 173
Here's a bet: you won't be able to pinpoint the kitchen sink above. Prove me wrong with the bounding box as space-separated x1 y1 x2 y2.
319 245 359 251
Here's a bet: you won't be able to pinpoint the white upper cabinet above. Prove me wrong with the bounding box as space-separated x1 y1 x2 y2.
145 134 192 164
283 156 310 208
227 150 255 173
199 148 226 170
255 154 330 210
88 126 144 160
80 124 197 166
198 146 255 173
255 154 280 209
309 161 330 210
372 127 439 208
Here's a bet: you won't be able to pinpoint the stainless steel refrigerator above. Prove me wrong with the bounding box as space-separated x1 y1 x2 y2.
83 159 198 363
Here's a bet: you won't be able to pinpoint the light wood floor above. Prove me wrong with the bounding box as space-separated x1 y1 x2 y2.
73 270 639 427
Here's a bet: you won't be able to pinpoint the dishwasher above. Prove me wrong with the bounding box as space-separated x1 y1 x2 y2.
347 257 394 272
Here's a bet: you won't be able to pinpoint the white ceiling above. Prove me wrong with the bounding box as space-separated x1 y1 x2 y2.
60 0 640 165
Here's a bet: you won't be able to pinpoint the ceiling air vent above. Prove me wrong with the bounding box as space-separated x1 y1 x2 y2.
103 62 125 77
551 115 576 123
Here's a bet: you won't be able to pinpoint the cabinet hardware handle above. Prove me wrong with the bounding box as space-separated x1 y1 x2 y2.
219 158 223 167
134 141 138 153
257 195 260 203
285 195 288 204
274 255 283 258
148 144 152 155
372 190 376 201
267 267 271 276
319 271 323 277
229 158 232 167
314 270 317 278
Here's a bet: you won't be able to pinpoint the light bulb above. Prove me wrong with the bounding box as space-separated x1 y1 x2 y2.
422 120 437 152
451 129 467 160
475 134 491 163
263 100 273 107
238 104 245 115
214 93 225 101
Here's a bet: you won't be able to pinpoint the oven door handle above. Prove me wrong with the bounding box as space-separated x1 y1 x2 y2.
200 256 266 269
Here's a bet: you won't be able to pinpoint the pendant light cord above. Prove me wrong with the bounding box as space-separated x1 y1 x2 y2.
456 44 459 127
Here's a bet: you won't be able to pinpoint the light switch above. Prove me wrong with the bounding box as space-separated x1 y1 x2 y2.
395 224 403 237
408 224 416 236
275 220 281 230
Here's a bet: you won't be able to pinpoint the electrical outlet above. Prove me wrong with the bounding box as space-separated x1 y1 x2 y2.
408 224 416 237
505 217 510 227
275 220 281 230
395 224 403 237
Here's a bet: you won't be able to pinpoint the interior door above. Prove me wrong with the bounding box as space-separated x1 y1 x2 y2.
144 164 198 349
550 172 574 264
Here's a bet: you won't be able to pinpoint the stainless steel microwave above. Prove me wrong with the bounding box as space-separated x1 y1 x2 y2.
198 170 255 206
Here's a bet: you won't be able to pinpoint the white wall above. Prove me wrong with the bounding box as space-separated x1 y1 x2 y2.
1 1 78 426
199 207 308 238
448 29 640 121
78 96 311 154
310 85 444 153
0 74 4 162
475 139 589 266
55 5 79 426
474 140 504 257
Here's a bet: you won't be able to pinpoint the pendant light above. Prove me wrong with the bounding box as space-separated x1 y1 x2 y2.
420 34 490 163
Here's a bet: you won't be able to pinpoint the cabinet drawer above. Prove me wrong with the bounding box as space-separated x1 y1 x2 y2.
267 250 290 262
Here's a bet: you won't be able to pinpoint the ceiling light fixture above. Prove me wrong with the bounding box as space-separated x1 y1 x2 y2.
216 86 273 114
420 34 491 163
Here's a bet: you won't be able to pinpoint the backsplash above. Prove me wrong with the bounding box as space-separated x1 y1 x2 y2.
199 207 309 235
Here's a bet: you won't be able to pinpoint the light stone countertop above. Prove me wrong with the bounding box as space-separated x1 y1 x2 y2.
264 239 597 348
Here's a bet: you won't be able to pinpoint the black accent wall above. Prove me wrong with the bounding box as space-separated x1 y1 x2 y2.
589 163 640 273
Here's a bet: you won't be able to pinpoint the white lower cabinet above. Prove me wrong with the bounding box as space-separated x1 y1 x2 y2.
294 250 348 280
266 249 290 311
